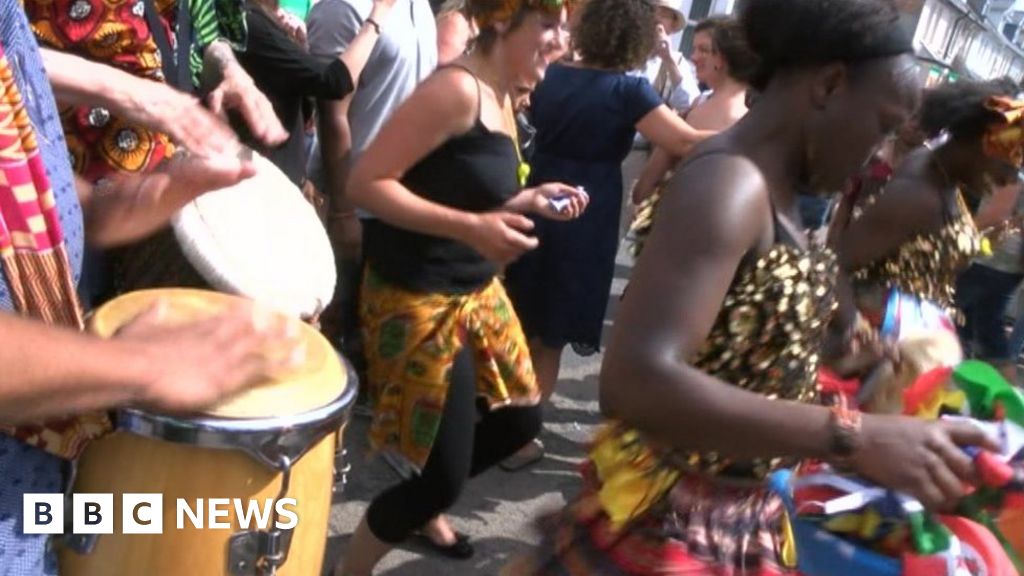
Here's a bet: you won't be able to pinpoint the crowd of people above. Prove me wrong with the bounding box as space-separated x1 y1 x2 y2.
3 0 1024 574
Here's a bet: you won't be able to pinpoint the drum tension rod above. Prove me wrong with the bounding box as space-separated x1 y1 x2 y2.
228 455 296 576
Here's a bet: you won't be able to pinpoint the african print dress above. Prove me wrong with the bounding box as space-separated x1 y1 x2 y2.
24 0 246 180
851 188 981 321
512 230 839 575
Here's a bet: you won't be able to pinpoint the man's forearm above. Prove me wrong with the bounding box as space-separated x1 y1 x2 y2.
663 57 684 90
41 48 139 112
0 312 149 424
317 99 354 211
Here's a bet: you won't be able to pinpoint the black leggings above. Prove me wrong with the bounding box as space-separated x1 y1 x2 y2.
366 346 542 544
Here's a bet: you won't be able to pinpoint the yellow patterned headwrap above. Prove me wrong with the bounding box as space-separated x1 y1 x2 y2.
474 0 569 31
983 96 1024 167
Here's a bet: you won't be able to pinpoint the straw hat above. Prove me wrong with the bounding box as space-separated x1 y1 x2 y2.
651 0 686 35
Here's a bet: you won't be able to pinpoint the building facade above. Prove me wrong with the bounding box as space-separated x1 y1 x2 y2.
674 0 1024 84
909 0 1024 83
676 0 739 56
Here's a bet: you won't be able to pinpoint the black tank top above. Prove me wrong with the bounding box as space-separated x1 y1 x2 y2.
363 65 521 294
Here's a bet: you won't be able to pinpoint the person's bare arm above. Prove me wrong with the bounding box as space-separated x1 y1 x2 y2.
319 98 354 204
0 312 151 422
314 98 357 341
601 155 995 510
635 105 715 157
602 154 838 459
975 181 1020 231
203 39 288 146
836 177 941 273
0 300 297 424
337 0 398 87
41 48 239 158
632 145 678 204
347 69 538 264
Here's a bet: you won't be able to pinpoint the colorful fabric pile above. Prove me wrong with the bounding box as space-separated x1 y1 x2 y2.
784 288 1024 574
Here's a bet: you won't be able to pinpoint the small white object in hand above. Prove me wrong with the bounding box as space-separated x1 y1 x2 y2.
549 186 587 213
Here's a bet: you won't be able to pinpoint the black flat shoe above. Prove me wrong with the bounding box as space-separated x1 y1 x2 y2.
412 531 475 560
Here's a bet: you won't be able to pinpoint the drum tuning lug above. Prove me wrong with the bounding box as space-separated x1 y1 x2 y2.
227 527 295 576
333 447 351 495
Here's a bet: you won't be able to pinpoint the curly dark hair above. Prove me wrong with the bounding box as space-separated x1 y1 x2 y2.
918 78 1019 140
572 0 657 71
740 0 912 91
693 16 759 86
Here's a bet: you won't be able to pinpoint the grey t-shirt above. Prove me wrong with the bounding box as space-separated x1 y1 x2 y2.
306 0 437 208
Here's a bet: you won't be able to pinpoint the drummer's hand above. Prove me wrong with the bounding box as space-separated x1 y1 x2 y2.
118 77 240 159
115 300 305 413
458 211 538 265
207 59 289 148
163 150 257 204
80 153 255 249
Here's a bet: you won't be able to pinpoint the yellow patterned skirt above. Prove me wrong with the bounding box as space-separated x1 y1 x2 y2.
359 268 540 471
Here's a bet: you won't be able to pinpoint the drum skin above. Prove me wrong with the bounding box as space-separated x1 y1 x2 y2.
58 430 337 576
61 288 350 575
110 150 337 321
87 288 346 418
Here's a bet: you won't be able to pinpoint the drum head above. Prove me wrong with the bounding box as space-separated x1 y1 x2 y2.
89 288 348 419
172 152 336 320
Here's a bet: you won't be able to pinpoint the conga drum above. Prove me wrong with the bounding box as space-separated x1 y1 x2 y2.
59 288 356 576
108 150 350 495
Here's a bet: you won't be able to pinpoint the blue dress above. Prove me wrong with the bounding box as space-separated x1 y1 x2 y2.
0 2 85 574
503 63 661 354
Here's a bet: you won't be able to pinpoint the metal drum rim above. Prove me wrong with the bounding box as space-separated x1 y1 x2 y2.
115 352 358 441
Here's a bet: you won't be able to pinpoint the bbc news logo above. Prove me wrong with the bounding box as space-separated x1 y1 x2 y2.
23 494 299 534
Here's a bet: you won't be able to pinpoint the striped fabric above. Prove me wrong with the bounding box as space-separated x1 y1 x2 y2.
188 0 248 85
0 44 111 461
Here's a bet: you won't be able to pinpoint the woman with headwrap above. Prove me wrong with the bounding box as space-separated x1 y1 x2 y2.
838 79 1023 332
328 0 589 572
503 1 998 574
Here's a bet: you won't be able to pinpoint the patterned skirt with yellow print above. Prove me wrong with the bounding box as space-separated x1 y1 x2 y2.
359 268 540 472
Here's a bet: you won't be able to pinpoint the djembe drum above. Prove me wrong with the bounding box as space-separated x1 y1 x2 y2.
110 150 336 321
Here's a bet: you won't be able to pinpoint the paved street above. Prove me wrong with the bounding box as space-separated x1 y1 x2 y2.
324 240 636 575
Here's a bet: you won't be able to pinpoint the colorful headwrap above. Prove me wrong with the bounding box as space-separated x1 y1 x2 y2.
983 96 1024 168
474 0 569 31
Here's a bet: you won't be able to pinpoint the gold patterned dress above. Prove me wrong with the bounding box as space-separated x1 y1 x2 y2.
851 189 980 322
514 227 839 576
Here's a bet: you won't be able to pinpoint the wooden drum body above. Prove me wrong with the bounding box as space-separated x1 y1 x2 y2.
60 289 356 576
